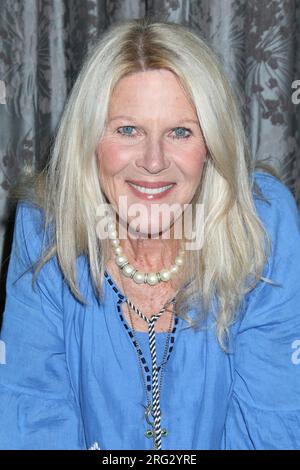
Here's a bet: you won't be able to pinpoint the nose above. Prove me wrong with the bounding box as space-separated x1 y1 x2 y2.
134 136 170 174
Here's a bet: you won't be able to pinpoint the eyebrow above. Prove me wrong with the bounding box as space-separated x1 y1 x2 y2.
108 115 200 125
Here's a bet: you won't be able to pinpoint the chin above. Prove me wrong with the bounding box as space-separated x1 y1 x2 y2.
126 220 172 239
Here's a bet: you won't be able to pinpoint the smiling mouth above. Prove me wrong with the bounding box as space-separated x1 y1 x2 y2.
126 181 176 199
127 182 175 194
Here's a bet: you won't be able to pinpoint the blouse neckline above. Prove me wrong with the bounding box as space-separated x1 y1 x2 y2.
104 269 179 335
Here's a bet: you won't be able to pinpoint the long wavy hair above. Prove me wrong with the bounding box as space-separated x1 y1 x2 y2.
10 17 280 350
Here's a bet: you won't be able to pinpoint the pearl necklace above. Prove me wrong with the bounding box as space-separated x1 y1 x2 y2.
106 218 185 286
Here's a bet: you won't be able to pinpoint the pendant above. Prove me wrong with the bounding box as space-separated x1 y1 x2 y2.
144 403 167 448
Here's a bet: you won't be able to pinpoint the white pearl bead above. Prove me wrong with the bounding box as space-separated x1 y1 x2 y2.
108 230 118 239
160 269 171 282
147 273 159 285
111 238 120 247
114 246 123 255
107 222 115 232
122 264 135 277
170 265 179 275
133 271 145 284
115 255 128 267
178 249 185 257
175 256 184 266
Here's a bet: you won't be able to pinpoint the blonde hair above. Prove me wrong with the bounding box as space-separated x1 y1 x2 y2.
10 17 281 350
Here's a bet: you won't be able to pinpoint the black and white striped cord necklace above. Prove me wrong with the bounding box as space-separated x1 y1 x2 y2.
126 296 176 450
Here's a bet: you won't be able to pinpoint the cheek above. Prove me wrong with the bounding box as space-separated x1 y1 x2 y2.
97 140 129 175
178 147 206 181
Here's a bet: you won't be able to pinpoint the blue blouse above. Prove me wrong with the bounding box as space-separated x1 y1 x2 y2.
0 171 300 450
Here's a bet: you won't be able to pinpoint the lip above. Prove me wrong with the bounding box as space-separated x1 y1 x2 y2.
126 180 176 188
126 181 176 200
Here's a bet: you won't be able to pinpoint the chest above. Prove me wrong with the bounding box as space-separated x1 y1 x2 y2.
105 261 178 333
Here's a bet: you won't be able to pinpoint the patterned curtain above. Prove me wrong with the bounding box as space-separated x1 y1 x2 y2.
0 0 299 311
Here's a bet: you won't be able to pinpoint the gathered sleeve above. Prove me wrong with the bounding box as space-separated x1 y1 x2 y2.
223 173 300 450
0 201 86 449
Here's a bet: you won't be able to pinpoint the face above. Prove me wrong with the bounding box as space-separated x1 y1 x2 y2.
97 69 207 238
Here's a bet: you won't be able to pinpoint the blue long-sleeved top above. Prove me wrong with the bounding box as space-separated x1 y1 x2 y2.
0 170 300 450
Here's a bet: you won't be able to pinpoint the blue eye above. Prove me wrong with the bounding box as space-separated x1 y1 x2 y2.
117 125 192 139
117 126 136 138
172 127 191 139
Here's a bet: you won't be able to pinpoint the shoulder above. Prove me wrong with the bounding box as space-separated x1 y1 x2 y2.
252 170 299 217
239 170 300 328
15 199 46 236
251 170 300 255
13 199 51 267
11 200 63 299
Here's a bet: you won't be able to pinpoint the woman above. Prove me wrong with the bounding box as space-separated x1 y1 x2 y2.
0 17 300 450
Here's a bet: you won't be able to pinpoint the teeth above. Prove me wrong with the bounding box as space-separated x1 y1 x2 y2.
128 182 174 194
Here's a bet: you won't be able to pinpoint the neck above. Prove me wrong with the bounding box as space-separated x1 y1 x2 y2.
117 236 180 272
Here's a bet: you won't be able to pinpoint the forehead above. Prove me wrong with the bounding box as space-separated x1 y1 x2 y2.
108 69 196 116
